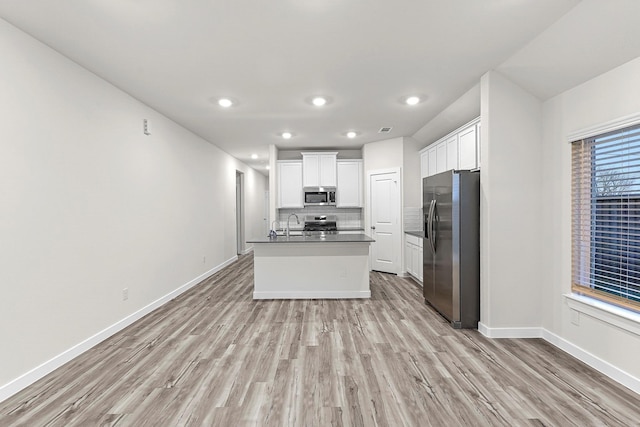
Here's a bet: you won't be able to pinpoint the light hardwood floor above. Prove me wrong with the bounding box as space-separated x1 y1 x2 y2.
1 254 639 426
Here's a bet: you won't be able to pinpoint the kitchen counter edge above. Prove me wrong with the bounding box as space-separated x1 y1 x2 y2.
405 230 425 239
247 233 375 244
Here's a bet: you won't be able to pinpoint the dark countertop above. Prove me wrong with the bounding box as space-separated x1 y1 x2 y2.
405 230 425 239
248 233 375 244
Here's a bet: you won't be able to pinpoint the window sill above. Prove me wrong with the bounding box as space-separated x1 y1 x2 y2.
564 294 640 337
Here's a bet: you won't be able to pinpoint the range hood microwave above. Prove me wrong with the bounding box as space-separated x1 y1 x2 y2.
304 187 336 206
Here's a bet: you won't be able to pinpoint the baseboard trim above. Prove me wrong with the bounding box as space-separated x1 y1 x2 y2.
0 255 237 404
477 323 543 338
253 290 371 299
542 329 640 395
477 323 640 395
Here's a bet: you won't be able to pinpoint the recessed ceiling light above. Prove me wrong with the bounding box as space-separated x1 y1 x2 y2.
346 131 357 139
282 131 292 139
251 153 258 159
405 96 420 106
218 98 233 108
307 95 332 107
312 96 327 107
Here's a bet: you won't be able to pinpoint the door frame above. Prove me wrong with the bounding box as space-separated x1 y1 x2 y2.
366 167 402 274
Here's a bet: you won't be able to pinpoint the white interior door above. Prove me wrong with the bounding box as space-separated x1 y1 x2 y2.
369 169 401 274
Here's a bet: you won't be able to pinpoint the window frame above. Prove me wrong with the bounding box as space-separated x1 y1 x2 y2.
570 120 640 313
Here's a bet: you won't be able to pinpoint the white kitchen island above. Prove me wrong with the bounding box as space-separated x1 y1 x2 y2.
246 234 375 299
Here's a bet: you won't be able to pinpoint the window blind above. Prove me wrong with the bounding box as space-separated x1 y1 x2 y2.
571 123 640 311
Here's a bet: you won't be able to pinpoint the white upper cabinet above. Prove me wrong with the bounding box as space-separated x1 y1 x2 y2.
446 135 458 171
302 155 319 187
302 152 337 187
420 117 480 177
336 160 363 207
420 150 429 179
277 160 303 208
436 142 447 175
320 154 337 186
476 121 482 169
427 146 437 177
458 124 477 170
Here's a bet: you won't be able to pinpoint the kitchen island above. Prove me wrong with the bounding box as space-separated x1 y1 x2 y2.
246 233 375 299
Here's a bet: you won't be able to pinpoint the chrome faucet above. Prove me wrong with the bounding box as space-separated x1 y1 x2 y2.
286 213 300 237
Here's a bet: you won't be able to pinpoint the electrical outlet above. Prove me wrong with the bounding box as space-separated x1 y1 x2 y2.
570 308 580 326
122 288 129 301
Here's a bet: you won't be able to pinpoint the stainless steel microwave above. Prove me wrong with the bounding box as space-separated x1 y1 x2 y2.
304 187 336 206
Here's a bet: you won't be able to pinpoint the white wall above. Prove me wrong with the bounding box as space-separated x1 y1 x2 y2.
541 56 640 380
363 135 422 228
362 137 404 271
0 19 267 395
239 165 268 246
412 84 481 147
278 149 362 160
362 137 405 226
402 137 421 209
362 137 404 173
480 70 543 330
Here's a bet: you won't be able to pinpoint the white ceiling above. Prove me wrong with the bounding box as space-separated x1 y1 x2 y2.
2 0 639 174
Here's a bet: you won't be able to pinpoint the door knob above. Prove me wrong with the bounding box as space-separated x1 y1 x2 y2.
371 226 376 230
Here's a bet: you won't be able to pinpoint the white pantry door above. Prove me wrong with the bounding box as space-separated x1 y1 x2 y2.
369 169 401 274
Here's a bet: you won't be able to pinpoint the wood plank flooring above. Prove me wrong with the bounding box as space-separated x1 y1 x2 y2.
1 254 639 426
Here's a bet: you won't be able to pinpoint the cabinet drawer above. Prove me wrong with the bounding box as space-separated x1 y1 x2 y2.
405 233 423 247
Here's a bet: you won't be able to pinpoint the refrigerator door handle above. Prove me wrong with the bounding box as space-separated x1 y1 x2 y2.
431 200 438 253
426 200 432 241
428 199 436 254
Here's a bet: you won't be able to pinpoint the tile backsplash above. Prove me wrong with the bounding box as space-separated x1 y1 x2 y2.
276 206 423 232
277 207 363 230
404 207 423 232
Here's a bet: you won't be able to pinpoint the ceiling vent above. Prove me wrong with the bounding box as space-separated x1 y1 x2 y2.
378 127 392 133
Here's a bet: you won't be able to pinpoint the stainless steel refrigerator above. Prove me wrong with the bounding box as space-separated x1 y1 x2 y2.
423 170 480 328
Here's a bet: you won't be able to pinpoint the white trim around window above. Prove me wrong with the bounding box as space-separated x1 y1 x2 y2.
567 112 640 143
564 293 640 337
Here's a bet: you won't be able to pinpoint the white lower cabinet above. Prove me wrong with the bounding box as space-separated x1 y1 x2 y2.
405 233 423 283
412 242 423 283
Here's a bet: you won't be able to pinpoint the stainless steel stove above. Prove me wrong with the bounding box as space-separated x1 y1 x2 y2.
303 215 338 236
